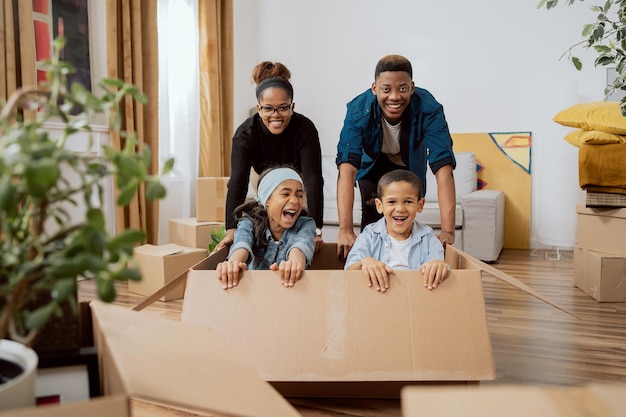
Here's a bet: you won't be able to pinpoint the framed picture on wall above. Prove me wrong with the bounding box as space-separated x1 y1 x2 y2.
32 0 92 91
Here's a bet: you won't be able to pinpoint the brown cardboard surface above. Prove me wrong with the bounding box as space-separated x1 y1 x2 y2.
196 177 228 222
401 383 626 416
0 395 129 417
168 218 224 250
180 259 496 398
577 204 626 257
574 246 626 302
90 300 301 417
130 244 207 301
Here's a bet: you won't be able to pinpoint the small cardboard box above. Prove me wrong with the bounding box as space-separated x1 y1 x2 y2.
574 246 626 302
180 244 496 398
90 300 300 417
577 204 626 257
196 177 229 222
130 243 207 301
401 383 626 416
169 217 224 250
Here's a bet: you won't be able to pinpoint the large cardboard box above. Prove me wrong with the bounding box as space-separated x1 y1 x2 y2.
196 177 229 222
180 244 496 398
574 246 626 302
168 217 224 250
90 300 300 417
577 204 626 257
401 383 626 416
130 243 207 301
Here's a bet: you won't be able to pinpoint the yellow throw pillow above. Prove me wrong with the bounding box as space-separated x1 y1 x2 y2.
564 129 626 147
554 101 626 135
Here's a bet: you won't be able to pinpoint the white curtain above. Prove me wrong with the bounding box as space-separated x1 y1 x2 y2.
156 0 200 244
535 79 586 250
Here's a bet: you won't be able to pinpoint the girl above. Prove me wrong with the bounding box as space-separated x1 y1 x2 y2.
216 167 316 290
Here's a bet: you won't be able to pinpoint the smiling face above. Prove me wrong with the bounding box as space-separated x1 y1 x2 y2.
371 71 414 124
375 180 424 240
256 86 294 135
265 179 304 240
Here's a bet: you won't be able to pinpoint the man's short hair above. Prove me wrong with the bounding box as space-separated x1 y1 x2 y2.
375 54 413 79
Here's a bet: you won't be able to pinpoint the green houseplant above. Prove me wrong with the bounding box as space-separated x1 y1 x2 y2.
0 37 174 349
538 0 626 115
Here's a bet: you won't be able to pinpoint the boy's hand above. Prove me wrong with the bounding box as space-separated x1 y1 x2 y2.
216 260 247 290
270 260 304 287
420 260 449 290
360 258 393 293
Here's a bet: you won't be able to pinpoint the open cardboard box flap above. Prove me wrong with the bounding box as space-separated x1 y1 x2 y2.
90 300 300 417
401 383 626 416
180 244 496 398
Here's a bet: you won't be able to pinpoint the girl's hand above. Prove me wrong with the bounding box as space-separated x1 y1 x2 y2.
216 259 247 290
360 258 393 293
420 260 449 290
270 260 304 287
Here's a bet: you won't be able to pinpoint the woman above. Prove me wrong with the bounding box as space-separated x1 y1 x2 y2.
215 61 324 252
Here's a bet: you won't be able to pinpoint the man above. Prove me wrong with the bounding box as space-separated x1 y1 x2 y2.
335 54 456 260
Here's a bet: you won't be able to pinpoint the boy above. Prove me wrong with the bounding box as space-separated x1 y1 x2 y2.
344 170 449 292
335 54 456 260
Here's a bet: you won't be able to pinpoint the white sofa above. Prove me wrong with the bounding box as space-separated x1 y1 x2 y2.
321 152 505 262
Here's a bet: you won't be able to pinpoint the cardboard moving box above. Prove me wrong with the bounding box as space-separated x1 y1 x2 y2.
577 204 626 257
91 300 301 417
180 245 496 398
196 177 229 222
130 243 208 301
401 383 626 416
574 246 626 302
169 217 224 250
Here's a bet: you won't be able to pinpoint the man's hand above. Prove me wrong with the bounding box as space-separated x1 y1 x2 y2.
437 230 455 247
336 229 357 260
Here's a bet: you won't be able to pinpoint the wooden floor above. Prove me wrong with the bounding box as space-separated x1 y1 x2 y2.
78 247 626 416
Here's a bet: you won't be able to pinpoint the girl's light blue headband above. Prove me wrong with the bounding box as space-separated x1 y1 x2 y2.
256 168 303 206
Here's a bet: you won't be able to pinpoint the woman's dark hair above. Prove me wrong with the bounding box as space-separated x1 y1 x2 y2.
252 61 294 101
233 164 307 258
377 169 423 199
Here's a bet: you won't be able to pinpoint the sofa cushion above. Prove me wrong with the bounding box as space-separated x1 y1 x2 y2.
424 152 477 203
416 202 464 229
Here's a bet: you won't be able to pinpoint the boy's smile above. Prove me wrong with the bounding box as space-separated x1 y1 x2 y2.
375 180 424 240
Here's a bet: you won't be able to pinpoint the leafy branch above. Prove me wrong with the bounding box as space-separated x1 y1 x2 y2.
538 0 626 115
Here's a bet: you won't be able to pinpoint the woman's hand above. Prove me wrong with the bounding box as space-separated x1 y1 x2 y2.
213 228 236 253
270 260 304 287
420 260 449 290
216 259 247 290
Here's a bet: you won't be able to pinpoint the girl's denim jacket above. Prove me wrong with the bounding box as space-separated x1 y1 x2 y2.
228 215 316 270
344 217 444 270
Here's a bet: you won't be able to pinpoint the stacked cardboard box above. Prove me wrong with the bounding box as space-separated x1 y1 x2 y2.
169 217 224 251
129 243 208 301
575 205 626 301
196 177 229 222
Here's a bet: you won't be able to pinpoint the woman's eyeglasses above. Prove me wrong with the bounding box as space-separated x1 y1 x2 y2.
259 104 293 117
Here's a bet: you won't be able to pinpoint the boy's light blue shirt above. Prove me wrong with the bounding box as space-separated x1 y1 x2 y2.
229 215 316 270
344 217 444 270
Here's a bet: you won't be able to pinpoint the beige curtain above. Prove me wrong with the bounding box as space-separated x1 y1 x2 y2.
105 0 160 244
0 0 36 103
198 0 234 177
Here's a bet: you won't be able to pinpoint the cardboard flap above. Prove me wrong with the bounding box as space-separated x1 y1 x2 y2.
90 301 300 417
401 384 626 416
181 268 495 384
135 243 205 257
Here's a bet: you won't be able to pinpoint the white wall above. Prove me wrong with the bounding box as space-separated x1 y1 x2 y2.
234 0 602 249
